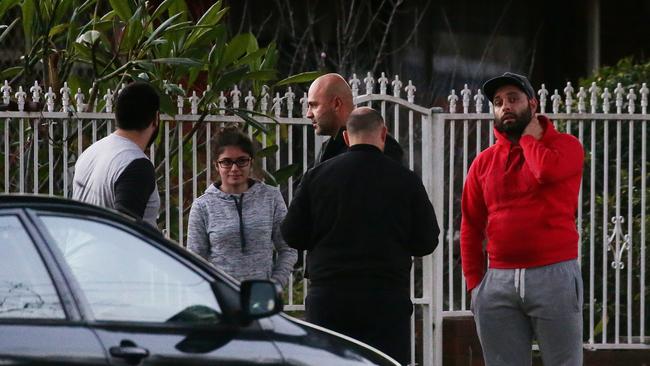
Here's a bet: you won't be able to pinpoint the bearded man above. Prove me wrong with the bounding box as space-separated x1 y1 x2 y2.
460 72 585 365
73 82 161 227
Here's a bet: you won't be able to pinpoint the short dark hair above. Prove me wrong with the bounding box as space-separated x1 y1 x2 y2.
347 107 384 135
214 125 255 159
115 82 160 130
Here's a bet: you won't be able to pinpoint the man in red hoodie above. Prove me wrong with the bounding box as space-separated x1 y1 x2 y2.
461 72 584 365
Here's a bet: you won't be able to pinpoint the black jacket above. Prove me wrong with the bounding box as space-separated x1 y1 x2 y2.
281 144 440 291
317 127 404 164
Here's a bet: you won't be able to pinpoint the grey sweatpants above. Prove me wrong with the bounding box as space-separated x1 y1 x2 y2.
471 259 583 366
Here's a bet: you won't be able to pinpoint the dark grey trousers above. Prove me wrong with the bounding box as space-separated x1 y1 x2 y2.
471 259 583 366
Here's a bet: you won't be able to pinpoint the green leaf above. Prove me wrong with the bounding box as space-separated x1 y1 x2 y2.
0 18 20 44
109 0 133 21
272 164 301 185
167 0 188 23
163 82 186 96
152 58 203 67
52 0 73 25
232 109 268 133
275 71 324 87
212 66 249 92
141 12 183 50
159 94 175 116
0 0 20 20
120 6 144 51
151 0 175 20
21 0 35 49
220 33 255 68
245 70 277 81
184 3 227 50
256 145 278 159
234 48 267 67
48 23 69 38
0 66 22 80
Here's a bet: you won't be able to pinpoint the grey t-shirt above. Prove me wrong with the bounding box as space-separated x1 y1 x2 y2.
72 133 160 226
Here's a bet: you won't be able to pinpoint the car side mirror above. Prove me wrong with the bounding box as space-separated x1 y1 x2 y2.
240 280 283 322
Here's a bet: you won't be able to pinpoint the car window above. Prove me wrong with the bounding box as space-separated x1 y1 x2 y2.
0 215 65 319
40 216 221 324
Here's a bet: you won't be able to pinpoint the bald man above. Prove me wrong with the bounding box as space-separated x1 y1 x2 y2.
282 107 439 364
307 73 403 164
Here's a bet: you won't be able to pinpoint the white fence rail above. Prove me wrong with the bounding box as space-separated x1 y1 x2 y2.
1 75 649 365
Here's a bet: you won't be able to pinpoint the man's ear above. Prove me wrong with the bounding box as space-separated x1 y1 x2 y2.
380 126 387 142
343 130 351 146
333 95 343 111
530 98 539 115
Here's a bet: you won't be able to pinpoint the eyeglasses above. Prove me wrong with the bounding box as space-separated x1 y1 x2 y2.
217 157 252 168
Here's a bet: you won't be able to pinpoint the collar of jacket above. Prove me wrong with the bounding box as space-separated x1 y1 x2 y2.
208 179 261 200
494 115 558 147
349 144 382 153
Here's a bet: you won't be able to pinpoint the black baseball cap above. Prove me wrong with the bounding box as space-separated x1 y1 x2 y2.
482 72 536 103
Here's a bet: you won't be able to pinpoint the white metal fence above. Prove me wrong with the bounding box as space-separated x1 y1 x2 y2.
1 74 649 365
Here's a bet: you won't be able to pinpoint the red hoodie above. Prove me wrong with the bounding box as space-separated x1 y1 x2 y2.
460 116 584 291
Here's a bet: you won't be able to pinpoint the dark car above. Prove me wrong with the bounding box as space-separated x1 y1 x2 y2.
0 195 399 366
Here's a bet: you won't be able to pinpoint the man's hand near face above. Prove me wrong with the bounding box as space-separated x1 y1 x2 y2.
522 116 543 140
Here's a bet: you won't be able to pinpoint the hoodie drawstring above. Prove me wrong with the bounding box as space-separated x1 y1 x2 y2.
514 268 526 301
232 194 247 253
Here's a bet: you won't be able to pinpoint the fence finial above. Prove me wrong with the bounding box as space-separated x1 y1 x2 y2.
177 93 185 115
349 73 360 97
1 80 12 104
563 82 574 113
285 87 295 117
577 87 586 113
474 89 485 113
60 82 71 112
378 72 388 95
30 81 42 104
45 87 57 112
391 75 402 98
272 92 282 117
363 72 375 95
405 80 416 103
245 91 256 112
189 91 200 115
300 92 308 117
461 84 471 113
601 88 611 113
627 88 636 114
538 84 548 113
218 91 227 116
75 88 85 112
614 82 625 113
640 82 649 114
448 89 458 113
230 85 241 109
15 86 26 111
589 82 600 113
103 88 112 113
260 86 270 114
551 89 561 114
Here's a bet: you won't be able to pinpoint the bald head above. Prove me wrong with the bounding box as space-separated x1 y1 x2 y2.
310 73 354 106
307 73 355 136
343 107 387 150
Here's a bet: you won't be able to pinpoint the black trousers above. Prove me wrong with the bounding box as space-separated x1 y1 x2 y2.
305 286 412 365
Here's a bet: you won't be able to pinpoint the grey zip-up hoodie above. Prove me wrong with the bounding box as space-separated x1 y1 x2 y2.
186 180 297 288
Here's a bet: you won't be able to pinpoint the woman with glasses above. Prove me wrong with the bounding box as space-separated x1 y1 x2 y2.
186 126 297 289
